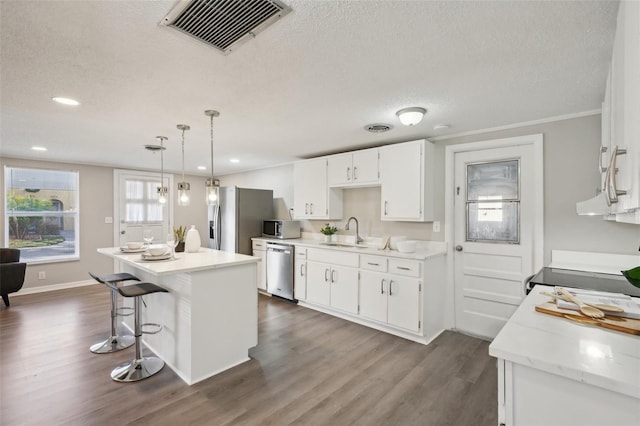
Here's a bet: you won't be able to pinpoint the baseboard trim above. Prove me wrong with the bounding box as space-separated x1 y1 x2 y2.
15 280 98 296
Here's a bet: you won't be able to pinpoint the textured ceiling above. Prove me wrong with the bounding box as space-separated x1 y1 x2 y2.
0 0 618 176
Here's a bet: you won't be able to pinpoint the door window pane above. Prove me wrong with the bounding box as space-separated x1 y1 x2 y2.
466 160 520 243
124 178 163 223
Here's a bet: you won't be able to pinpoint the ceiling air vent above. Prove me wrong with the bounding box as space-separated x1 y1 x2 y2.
365 123 393 133
161 0 291 55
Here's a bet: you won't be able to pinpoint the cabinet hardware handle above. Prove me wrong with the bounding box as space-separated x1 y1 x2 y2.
598 146 608 174
331 270 336 283
604 145 627 206
324 268 329 282
389 280 394 296
309 203 314 215
347 167 351 181
384 201 388 215
381 278 385 294
397 266 411 271
353 166 358 180
305 203 309 215
367 262 379 266
301 264 305 276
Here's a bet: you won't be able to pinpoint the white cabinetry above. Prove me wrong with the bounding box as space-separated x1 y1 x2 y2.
294 247 307 301
327 148 379 187
306 248 359 314
596 0 640 222
252 240 267 292
380 139 434 222
360 256 421 333
293 158 342 220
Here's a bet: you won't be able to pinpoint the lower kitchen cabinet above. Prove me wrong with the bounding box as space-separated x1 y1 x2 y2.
294 247 307 301
360 270 421 333
306 261 359 314
252 240 267 291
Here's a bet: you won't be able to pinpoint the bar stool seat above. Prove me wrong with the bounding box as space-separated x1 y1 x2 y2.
89 272 140 354
111 282 168 382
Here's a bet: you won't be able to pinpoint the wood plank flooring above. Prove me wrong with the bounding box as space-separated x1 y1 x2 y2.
0 285 497 425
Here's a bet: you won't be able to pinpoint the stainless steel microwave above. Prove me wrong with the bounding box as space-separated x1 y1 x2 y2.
263 220 301 239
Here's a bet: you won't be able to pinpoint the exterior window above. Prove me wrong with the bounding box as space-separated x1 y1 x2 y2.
4 166 79 263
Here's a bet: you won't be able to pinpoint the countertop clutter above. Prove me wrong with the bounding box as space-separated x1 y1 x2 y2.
489 285 640 425
252 236 447 260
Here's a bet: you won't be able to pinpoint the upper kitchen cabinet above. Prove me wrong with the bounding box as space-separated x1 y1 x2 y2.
380 139 435 222
327 148 380 187
578 0 640 223
293 158 343 220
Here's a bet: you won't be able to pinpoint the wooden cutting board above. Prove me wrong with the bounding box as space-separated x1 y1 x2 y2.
535 302 640 335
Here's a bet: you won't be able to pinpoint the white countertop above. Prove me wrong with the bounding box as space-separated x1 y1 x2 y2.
252 237 447 260
489 285 640 399
98 247 259 276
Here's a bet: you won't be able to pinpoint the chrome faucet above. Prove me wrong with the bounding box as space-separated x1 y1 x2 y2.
345 217 364 244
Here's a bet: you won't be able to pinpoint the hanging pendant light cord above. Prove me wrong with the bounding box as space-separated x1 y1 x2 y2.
159 136 165 190
181 128 186 182
209 114 215 180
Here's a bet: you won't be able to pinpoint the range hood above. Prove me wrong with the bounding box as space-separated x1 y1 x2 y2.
576 192 610 216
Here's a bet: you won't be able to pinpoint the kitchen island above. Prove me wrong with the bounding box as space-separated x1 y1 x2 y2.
98 247 259 385
489 285 640 425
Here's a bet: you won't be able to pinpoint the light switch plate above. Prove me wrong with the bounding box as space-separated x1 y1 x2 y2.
433 221 440 232
105 217 113 224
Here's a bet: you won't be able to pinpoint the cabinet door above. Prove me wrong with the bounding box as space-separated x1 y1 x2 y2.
329 265 359 314
359 270 388 323
327 153 353 186
307 158 329 218
253 249 267 291
352 149 379 185
293 161 311 218
387 275 421 332
380 141 423 220
294 258 306 301
306 261 331 306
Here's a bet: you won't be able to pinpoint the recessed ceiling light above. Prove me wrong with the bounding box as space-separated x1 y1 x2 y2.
52 97 80 106
197 166 207 170
230 158 240 163
433 124 450 130
31 146 47 151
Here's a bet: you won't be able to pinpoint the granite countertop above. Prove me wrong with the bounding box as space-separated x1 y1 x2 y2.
97 247 259 276
489 285 640 399
252 236 447 260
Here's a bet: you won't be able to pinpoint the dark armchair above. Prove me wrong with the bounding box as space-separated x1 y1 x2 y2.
0 248 26 307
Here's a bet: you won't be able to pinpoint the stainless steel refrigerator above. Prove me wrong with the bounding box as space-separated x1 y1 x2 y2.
208 186 274 255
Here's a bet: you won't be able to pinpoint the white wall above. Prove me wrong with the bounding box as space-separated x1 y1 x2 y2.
219 114 639 264
1 157 207 290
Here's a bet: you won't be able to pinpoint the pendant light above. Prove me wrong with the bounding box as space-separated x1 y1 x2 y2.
156 136 169 204
204 110 220 206
176 124 191 206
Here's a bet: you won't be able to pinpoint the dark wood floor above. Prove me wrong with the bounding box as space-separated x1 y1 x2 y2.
1 285 497 425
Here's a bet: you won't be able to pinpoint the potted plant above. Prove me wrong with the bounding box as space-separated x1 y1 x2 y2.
320 223 338 242
173 225 186 252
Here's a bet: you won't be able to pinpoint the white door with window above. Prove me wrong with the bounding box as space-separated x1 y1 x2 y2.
114 170 172 247
447 135 543 339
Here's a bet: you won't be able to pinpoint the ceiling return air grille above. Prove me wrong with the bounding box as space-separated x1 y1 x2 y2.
161 0 291 55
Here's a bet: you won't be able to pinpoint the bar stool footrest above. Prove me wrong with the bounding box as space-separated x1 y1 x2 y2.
141 323 163 335
116 306 134 317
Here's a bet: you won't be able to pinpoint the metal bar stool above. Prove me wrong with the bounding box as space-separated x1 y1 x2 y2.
89 272 140 354
111 282 168 382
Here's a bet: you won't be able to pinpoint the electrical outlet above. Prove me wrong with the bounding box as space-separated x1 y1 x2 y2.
433 221 440 233
105 217 113 224
38 271 46 280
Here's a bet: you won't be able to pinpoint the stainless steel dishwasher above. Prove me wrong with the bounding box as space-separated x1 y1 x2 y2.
266 242 295 300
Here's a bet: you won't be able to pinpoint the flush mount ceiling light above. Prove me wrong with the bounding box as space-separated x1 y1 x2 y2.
52 97 79 106
204 110 220 206
155 136 169 204
396 107 427 126
176 124 191 207
365 123 393 133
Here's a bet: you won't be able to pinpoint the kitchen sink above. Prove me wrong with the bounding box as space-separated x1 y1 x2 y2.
320 242 369 249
